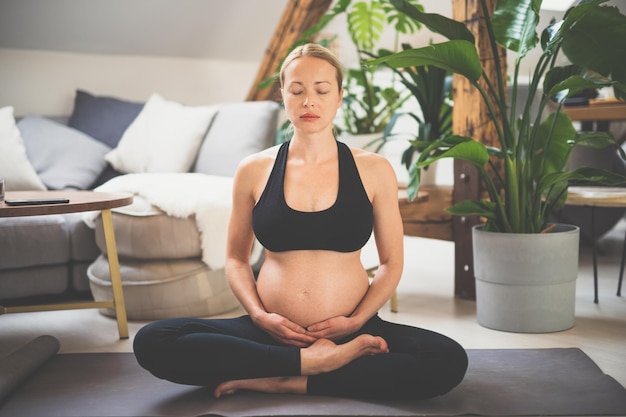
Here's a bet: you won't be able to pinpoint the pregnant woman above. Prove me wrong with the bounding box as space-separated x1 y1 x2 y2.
133 43 468 400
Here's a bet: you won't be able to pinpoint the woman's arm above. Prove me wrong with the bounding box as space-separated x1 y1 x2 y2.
226 154 317 347
353 154 404 322
225 156 267 319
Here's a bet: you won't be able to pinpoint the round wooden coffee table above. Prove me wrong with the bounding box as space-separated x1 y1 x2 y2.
0 190 133 339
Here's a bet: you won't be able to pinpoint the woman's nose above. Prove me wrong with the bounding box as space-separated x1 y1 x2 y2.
303 93 315 107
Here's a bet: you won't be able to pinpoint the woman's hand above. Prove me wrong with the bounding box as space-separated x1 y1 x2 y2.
304 315 362 341
254 312 318 347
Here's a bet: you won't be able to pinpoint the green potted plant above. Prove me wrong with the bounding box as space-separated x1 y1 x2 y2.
374 54 454 183
340 65 408 137
397 63 453 173
369 0 626 332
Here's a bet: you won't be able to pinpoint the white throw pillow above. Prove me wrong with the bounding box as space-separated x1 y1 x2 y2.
0 106 47 191
105 94 218 173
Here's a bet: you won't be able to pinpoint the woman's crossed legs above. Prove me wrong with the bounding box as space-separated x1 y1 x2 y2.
133 315 467 400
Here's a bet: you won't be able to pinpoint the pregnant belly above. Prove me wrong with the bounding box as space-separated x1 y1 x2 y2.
256 255 370 327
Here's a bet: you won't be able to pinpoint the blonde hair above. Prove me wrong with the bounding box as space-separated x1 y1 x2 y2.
279 43 344 92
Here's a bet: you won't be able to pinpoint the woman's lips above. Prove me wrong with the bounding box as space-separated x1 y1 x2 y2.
300 113 320 121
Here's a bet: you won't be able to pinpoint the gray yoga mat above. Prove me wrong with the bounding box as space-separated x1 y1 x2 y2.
1 348 625 417
0 335 59 403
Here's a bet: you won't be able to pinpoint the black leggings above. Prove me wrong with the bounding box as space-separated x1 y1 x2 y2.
133 314 468 401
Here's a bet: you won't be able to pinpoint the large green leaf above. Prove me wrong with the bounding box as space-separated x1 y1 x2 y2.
348 1 386 52
544 66 614 101
575 131 625 154
446 199 497 219
368 41 482 82
561 6 626 86
415 139 489 168
541 0 606 55
381 0 423 34
573 131 626 163
491 0 540 59
531 111 576 180
539 168 626 197
551 76 613 102
389 0 474 43
407 136 487 201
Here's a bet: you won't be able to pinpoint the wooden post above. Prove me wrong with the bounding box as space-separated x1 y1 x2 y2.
246 0 333 102
451 0 506 299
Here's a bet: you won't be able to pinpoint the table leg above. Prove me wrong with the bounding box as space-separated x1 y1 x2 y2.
591 206 599 304
101 209 129 339
591 206 598 304
618 226 626 297
389 291 398 313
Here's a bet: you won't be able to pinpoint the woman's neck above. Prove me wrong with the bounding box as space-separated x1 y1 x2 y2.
289 134 337 164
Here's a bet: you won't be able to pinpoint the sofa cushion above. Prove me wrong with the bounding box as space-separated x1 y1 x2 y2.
18 116 111 190
0 266 69 300
193 101 280 177
68 90 144 148
0 106 47 191
88 256 239 320
105 94 218 174
63 212 101 261
0 215 70 269
71 262 93 293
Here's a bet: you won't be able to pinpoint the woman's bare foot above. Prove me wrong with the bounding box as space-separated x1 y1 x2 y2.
214 376 307 398
301 334 388 375
213 335 387 398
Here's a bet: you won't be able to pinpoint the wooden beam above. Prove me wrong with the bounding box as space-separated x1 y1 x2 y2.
246 0 333 102
451 0 507 300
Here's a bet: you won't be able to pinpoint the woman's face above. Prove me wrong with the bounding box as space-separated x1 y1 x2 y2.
281 55 343 136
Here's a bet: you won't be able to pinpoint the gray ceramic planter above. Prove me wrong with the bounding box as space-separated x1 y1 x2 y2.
473 224 580 333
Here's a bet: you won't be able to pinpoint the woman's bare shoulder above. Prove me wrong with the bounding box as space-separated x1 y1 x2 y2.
349 147 396 178
237 143 281 174
348 146 398 198
233 143 282 198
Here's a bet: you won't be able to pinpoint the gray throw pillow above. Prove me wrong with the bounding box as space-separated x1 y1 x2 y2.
193 101 280 177
18 116 111 190
67 90 144 148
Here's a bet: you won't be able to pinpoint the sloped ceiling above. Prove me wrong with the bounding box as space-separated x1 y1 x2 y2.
0 0 289 61
1 0 622 64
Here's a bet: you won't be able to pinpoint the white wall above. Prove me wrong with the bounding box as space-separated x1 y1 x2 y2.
0 48 261 117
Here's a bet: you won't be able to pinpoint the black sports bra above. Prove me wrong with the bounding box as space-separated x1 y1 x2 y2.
252 140 373 253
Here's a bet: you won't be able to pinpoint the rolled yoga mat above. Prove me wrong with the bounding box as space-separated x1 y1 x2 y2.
0 335 60 402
